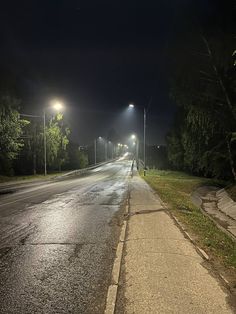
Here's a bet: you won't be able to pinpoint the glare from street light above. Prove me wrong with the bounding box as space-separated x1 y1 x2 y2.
131 134 136 139
52 101 63 111
129 104 134 108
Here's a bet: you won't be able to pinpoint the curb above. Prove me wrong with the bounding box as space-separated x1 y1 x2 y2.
104 199 129 314
170 212 210 261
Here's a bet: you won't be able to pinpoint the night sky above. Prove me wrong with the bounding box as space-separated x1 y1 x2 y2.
0 0 232 146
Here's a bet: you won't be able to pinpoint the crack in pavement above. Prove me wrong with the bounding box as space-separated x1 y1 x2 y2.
128 208 166 216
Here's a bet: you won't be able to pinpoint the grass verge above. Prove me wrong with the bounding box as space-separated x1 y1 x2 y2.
142 170 236 269
0 172 68 183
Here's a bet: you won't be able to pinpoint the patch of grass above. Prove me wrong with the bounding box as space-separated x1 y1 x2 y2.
0 172 67 183
142 169 236 269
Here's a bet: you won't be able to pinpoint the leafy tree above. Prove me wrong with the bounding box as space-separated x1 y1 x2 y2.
167 29 236 180
65 142 88 170
0 95 28 175
46 113 70 171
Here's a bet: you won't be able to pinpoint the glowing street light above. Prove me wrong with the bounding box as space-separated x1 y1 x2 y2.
131 134 136 140
95 136 108 162
128 104 147 174
52 101 63 111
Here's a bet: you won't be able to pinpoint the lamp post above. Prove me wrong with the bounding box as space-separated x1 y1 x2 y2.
131 134 139 165
94 138 97 165
20 100 64 176
43 110 47 175
129 104 147 174
108 141 113 159
143 107 146 171
43 101 64 176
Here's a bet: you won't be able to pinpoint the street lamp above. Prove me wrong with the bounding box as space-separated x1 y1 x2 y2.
108 141 113 159
128 104 147 174
43 100 64 176
96 136 108 162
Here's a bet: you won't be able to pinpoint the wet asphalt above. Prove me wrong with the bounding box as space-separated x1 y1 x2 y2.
0 159 131 314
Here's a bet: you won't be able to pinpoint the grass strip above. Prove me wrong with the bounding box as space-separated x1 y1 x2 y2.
142 170 236 269
0 172 68 183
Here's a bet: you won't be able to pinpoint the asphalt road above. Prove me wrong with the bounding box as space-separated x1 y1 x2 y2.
0 158 132 314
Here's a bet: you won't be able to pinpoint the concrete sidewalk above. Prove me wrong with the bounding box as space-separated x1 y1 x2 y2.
116 172 234 313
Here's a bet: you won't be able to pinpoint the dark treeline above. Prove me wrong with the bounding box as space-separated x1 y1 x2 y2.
166 1 236 180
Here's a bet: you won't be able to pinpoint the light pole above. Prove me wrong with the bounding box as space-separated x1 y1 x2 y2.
129 104 147 174
43 110 47 175
43 101 64 176
105 140 108 161
131 134 139 165
20 100 64 176
94 138 97 165
108 141 113 159
143 107 146 171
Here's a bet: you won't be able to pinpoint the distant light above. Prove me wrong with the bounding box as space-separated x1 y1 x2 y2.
118 143 121 146
133 142 136 146
129 104 134 108
131 134 136 140
157 145 160 149
98 136 102 140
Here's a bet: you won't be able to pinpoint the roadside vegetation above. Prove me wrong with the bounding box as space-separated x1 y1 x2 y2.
0 172 68 183
0 95 90 177
166 14 236 182
142 169 236 269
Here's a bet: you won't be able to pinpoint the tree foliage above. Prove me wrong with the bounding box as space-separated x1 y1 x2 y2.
0 95 28 175
167 17 236 180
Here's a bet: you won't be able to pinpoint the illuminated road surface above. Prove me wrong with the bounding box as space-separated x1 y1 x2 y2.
0 159 131 314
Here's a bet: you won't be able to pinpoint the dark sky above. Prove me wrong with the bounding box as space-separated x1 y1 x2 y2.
0 0 231 146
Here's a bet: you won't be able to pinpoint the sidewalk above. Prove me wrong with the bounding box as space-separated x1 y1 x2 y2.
116 172 234 313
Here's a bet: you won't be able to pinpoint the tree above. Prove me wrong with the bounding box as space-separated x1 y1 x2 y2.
0 95 28 175
65 142 88 170
167 29 236 180
45 113 70 171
